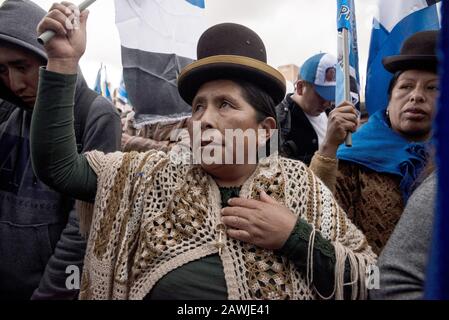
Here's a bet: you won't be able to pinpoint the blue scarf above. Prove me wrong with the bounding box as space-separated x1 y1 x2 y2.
337 110 430 202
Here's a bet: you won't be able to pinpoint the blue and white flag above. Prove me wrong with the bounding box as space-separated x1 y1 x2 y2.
336 0 360 109
365 0 442 115
115 0 208 126
117 77 129 105
93 64 112 101
93 65 102 96
425 0 449 300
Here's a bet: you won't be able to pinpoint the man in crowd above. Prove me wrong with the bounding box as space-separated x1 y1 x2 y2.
276 53 337 164
0 0 121 299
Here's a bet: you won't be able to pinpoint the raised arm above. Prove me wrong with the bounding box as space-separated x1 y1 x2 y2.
30 2 97 201
309 102 358 191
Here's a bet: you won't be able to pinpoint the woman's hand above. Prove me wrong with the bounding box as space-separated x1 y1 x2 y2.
221 191 297 250
319 101 359 158
37 2 89 74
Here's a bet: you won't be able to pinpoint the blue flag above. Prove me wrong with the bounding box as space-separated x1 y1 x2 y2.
365 0 441 115
337 0 351 30
117 77 129 105
93 64 112 101
425 0 449 300
336 0 360 108
186 0 205 8
93 65 102 95
104 80 111 101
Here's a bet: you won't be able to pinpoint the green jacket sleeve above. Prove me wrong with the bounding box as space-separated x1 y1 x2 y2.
30 68 97 201
277 218 352 299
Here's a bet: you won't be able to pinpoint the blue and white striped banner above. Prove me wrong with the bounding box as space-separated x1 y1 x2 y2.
115 0 208 125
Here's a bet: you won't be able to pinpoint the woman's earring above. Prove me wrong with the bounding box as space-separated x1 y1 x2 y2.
385 109 392 127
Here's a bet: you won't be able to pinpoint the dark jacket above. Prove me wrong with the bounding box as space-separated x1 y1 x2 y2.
0 77 121 300
276 94 320 165
0 0 121 300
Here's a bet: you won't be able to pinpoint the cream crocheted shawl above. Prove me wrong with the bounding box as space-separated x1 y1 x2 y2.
77 150 375 300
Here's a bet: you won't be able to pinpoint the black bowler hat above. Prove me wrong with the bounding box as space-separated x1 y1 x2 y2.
177 23 286 105
382 30 439 73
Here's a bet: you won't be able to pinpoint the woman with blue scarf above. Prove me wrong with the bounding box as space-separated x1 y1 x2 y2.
309 31 438 255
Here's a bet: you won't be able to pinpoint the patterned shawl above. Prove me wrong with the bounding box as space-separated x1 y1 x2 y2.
77 150 375 300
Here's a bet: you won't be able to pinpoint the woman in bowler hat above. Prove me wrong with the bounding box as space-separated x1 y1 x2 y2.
30 2 374 300
310 30 440 255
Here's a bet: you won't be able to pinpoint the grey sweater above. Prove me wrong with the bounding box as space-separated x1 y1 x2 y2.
370 172 436 300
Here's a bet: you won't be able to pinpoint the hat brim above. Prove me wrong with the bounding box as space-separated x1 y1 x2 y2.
0 34 47 61
314 85 335 102
382 55 437 73
178 55 286 106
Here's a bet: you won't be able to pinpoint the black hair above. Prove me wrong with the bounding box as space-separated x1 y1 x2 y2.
226 78 279 156
387 71 404 101
228 78 278 124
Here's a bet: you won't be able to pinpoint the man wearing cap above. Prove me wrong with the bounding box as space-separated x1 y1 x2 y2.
277 53 337 165
0 0 121 299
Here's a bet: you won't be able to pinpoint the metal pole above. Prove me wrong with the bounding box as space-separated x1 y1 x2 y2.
37 0 97 45
342 28 352 147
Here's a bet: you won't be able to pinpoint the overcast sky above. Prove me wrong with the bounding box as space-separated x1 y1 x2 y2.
33 0 378 92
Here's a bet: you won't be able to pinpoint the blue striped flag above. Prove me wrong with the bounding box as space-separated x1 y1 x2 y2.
104 73 112 101
115 0 208 125
365 0 442 115
425 0 449 300
93 65 102 96
93 64 112 101
117 77 129 105
336 0 360 109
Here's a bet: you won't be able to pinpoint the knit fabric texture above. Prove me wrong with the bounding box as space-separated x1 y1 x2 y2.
78 150 375 300
310 151 404 255
335 161 404 255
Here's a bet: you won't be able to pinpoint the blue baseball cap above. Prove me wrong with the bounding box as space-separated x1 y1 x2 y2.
299 53 337 102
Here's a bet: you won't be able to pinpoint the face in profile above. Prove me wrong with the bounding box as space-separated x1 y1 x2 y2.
387 69 438 142
0 44 44 107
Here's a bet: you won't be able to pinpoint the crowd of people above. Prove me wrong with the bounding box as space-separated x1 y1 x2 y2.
0 0 443 300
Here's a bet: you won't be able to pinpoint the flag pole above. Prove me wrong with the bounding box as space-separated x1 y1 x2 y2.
37 0 97 45
342 28 352 147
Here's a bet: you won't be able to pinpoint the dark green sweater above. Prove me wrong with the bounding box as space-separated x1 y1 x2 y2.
31 68 349 299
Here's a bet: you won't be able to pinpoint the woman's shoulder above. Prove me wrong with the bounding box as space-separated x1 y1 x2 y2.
278 155 310 171
84 149 171 175
277 156 322 189
339 160 401 183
